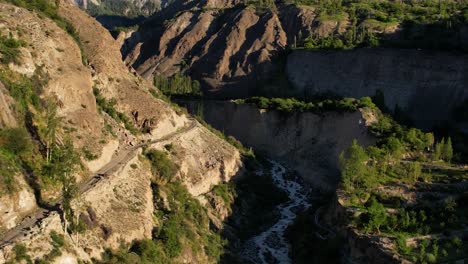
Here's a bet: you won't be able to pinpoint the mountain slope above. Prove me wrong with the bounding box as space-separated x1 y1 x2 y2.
0 1 243 262
121 0 467 98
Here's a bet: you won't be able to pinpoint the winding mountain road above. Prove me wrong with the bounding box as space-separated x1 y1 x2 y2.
0 120 197 248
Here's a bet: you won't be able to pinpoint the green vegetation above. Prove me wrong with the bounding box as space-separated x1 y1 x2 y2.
6 243 32 264
99 181 226 263
212 182 235 206
0 36 25 64
144 149 179 181
0 58 83 246
93 87 139 134
36 231 66 263
0 67 42 114
289 0 468 51
0 69 50 200
82 147 99 161
338 98 468 262
154 73 202 97
0 127 33 194
236 96 376 113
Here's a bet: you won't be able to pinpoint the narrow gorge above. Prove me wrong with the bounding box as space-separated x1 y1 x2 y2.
0 0 467 263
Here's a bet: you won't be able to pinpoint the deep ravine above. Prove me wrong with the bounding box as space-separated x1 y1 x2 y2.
243 161 312 264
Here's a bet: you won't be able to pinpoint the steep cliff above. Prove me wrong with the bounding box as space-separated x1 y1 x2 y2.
181 100 375 189
287 49 468 128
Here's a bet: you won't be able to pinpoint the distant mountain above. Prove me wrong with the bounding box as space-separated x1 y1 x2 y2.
71 0 162 17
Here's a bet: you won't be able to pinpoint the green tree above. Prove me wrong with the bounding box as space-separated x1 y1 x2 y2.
407 162 421 183
433 138 444 161
49 138 79 231
442 137 453 162
385 136 404 160
365 197 387 234
40 98 61 163
424 133 434 150
340 139 369 192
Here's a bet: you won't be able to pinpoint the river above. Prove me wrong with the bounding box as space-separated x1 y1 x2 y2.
242 160 312 264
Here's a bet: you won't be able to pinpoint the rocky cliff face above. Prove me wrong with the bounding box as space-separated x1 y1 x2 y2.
181 100 375 189
0 2 243 262
287 49 468 128
122 2 346 97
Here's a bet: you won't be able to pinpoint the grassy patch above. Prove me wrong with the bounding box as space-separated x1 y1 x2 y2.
0 36 25 64
93 87 139 135
144 149 179 181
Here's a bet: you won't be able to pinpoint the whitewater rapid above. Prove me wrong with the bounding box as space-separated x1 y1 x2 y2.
243 161 311 264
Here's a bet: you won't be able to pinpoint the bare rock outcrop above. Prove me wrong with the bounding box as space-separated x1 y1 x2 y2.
0 174 36 232
0 82 17 128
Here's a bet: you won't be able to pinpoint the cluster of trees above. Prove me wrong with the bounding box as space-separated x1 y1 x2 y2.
238 96 376 113
340 110 451 193
397 235 464 263
338 100 466 262
362 197 460 235
154 73 202 97
363 197 465 263
433 137 453 162
292 0 468 51
0 127 32 195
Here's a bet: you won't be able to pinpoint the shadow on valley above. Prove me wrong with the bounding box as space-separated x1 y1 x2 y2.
217 157 344 264
96 15 145 31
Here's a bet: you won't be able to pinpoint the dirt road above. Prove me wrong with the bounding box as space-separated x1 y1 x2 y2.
0 120 197 248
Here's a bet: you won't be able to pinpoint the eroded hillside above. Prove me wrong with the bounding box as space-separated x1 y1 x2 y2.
121 0 467 99
0 1 244 262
